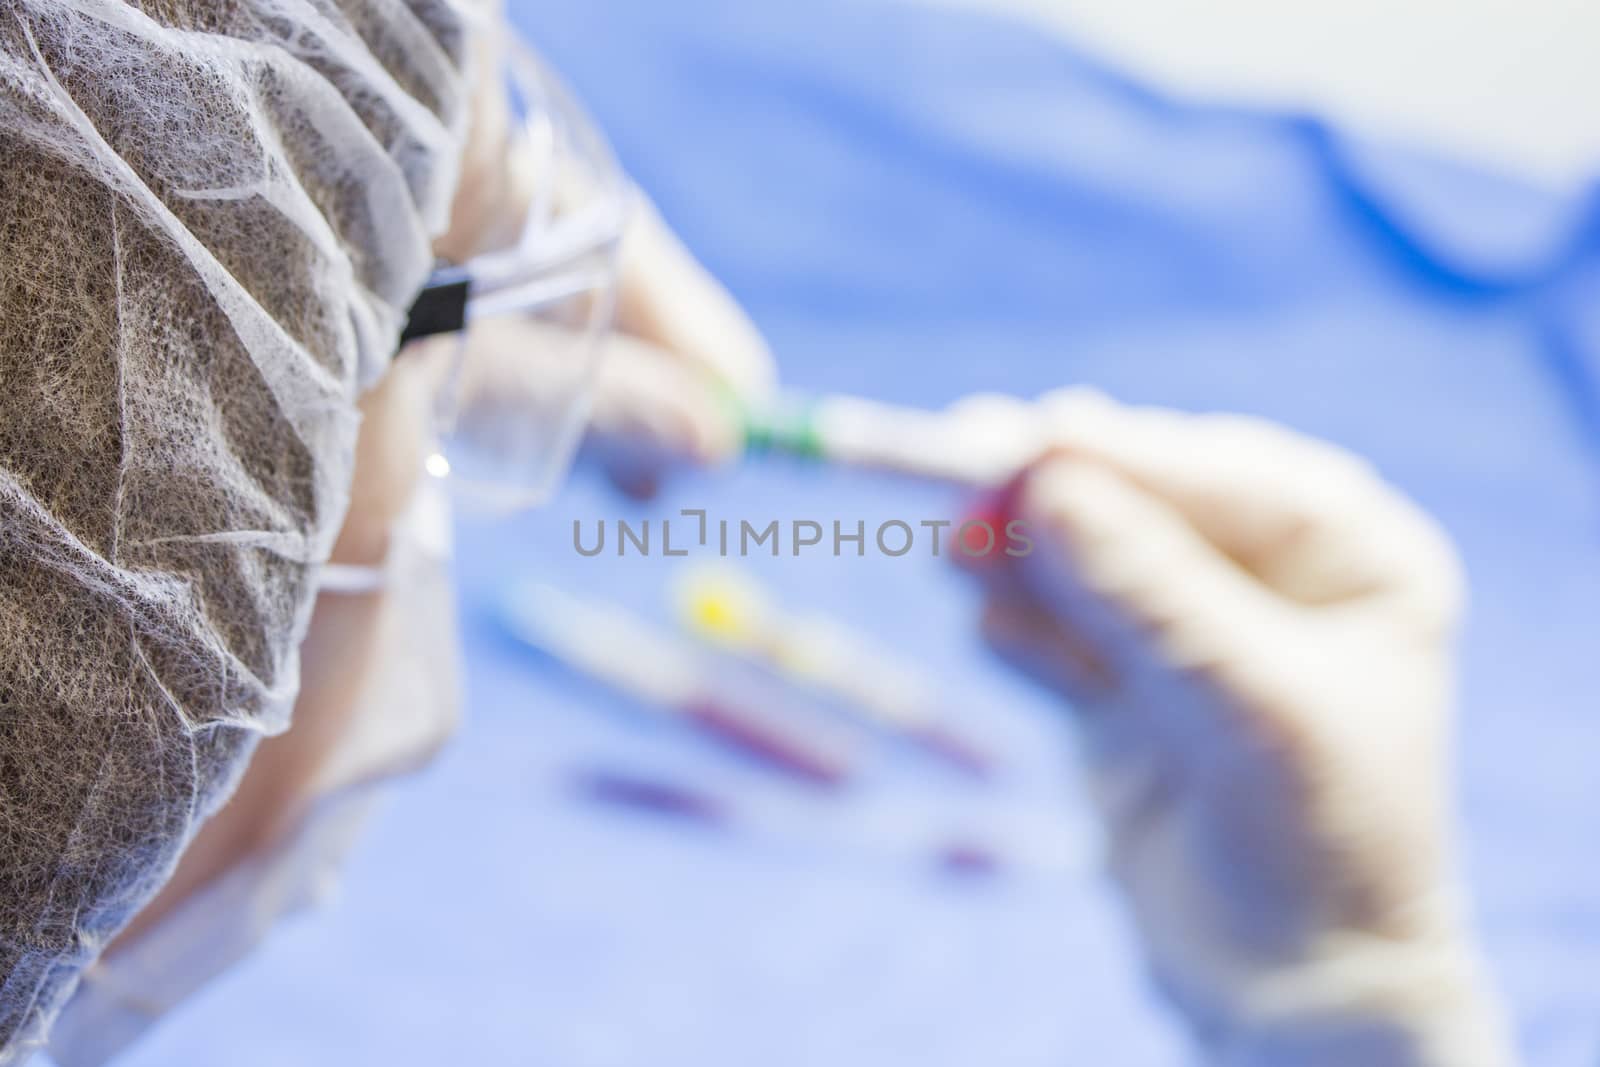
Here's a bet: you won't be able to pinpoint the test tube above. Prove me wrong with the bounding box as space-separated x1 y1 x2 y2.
502 583 855 788
673 566 996 778
741 391 1047 488
567 765 1084 880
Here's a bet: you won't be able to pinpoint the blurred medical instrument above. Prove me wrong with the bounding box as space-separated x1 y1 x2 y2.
501 584 854 787
741 391 1046 488
567 766 1084 880
404 35 631 513
673 566 995 778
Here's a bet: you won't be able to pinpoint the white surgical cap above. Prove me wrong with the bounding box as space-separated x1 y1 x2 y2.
0 0 473 1057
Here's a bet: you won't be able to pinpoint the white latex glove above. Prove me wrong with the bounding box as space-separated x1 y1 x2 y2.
583 194 775 496
438 39 774 499
445 189 776 498
965 390 1518 1067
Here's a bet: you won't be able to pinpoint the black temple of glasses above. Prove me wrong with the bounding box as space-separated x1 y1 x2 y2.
398 267 473 347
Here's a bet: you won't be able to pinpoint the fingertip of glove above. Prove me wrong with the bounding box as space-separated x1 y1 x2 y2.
1016 454 1134 556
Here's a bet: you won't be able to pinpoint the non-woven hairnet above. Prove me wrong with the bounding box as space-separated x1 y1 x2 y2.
0 0 473 1058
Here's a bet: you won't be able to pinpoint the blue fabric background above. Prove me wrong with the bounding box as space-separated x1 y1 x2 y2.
120 1 1600 1064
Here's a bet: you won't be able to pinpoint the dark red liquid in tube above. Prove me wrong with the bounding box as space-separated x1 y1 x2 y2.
683 697 851 787
908 723 995 780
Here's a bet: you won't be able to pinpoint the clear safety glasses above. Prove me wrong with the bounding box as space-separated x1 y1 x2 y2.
402 35 630 514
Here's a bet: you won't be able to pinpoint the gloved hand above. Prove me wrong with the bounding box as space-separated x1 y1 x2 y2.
438 25 774 499
437 188 776 500
584 193 776 496
964 390 1518 1067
